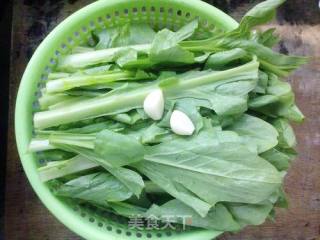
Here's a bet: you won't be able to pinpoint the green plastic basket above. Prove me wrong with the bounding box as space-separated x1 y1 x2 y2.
15 0 238 239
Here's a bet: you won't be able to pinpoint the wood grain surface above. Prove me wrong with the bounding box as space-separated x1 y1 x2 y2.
5 1 320 239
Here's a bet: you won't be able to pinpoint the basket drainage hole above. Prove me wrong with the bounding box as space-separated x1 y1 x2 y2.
106 226 112 231
116 229 122 234
67 37 74 44
147 233 152 238
81 213 86 217
98 222 103 227
156 233 162 238
126 231 132 236
38 159 45 165
89 217 95 223
177 10 182 16
50 58 56 65
136 232 142 238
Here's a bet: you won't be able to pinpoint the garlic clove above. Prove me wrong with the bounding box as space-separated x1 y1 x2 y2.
143 89 164 120
170 110 195 136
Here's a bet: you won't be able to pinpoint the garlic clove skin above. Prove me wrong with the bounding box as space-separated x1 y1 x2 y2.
143 89 164 120
170 110 195 136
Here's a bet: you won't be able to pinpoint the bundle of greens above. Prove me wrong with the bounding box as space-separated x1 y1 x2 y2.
30 0 306 235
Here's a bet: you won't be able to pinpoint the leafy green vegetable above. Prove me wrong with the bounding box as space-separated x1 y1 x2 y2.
136 161 212 217
54 172 133 204
236 0 286 35
34 60 259 129
227 201 273 227
38 155 99 182
147 200 240 231
108 201 147 217
94 129 144 167
48 144 144 197
261 147 296 171
30 0 306 235
46 70 154 93
205 48 247 70
227 114 278 153
254 28 280 48
93 23 156 50
149 20 198 64
140 130 282 206
272 118 296 148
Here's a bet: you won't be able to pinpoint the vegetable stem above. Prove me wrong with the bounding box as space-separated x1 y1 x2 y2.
38 155 99 182
34 60 259 129
58 44 151 71
46 71 135 93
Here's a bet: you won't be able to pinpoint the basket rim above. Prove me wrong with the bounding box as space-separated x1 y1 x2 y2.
15 0 238 239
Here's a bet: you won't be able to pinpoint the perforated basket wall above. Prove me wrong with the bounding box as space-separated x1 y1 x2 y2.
15 0 238 239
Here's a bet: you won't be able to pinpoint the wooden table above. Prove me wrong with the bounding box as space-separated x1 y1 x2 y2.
4 1 320 239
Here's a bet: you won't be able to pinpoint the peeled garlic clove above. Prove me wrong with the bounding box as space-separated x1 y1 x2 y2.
170 110 195 136
143 89 164 120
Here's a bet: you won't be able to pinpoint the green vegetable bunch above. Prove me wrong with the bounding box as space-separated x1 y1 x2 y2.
30 0 306 236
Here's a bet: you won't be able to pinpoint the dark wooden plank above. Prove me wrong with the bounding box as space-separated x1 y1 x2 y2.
5 1 320 240
0 1 12 238
4 1 89 239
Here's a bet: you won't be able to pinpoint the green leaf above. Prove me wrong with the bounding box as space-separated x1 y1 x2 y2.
237 0 286 34
219 38 307 77
94 129 144 167
115 48 138 67
249 74 304 122
141 130 282 206
260 147 297 171
140 124 170 144
146 200 240 231
149 20 198 64
54 172 133 204
227 114 279 153
107 167 145 198
255 28 280 48
108 202 147 217
64 121 125 134
36 149 75 162
135 162 212 217
205 48 247 70
272 118 297 149
169 62 258 116
254 70 269 94
38 155 99 182
227 201 273 227
274 188 289 208
92 22 155 50
53 144 144 197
